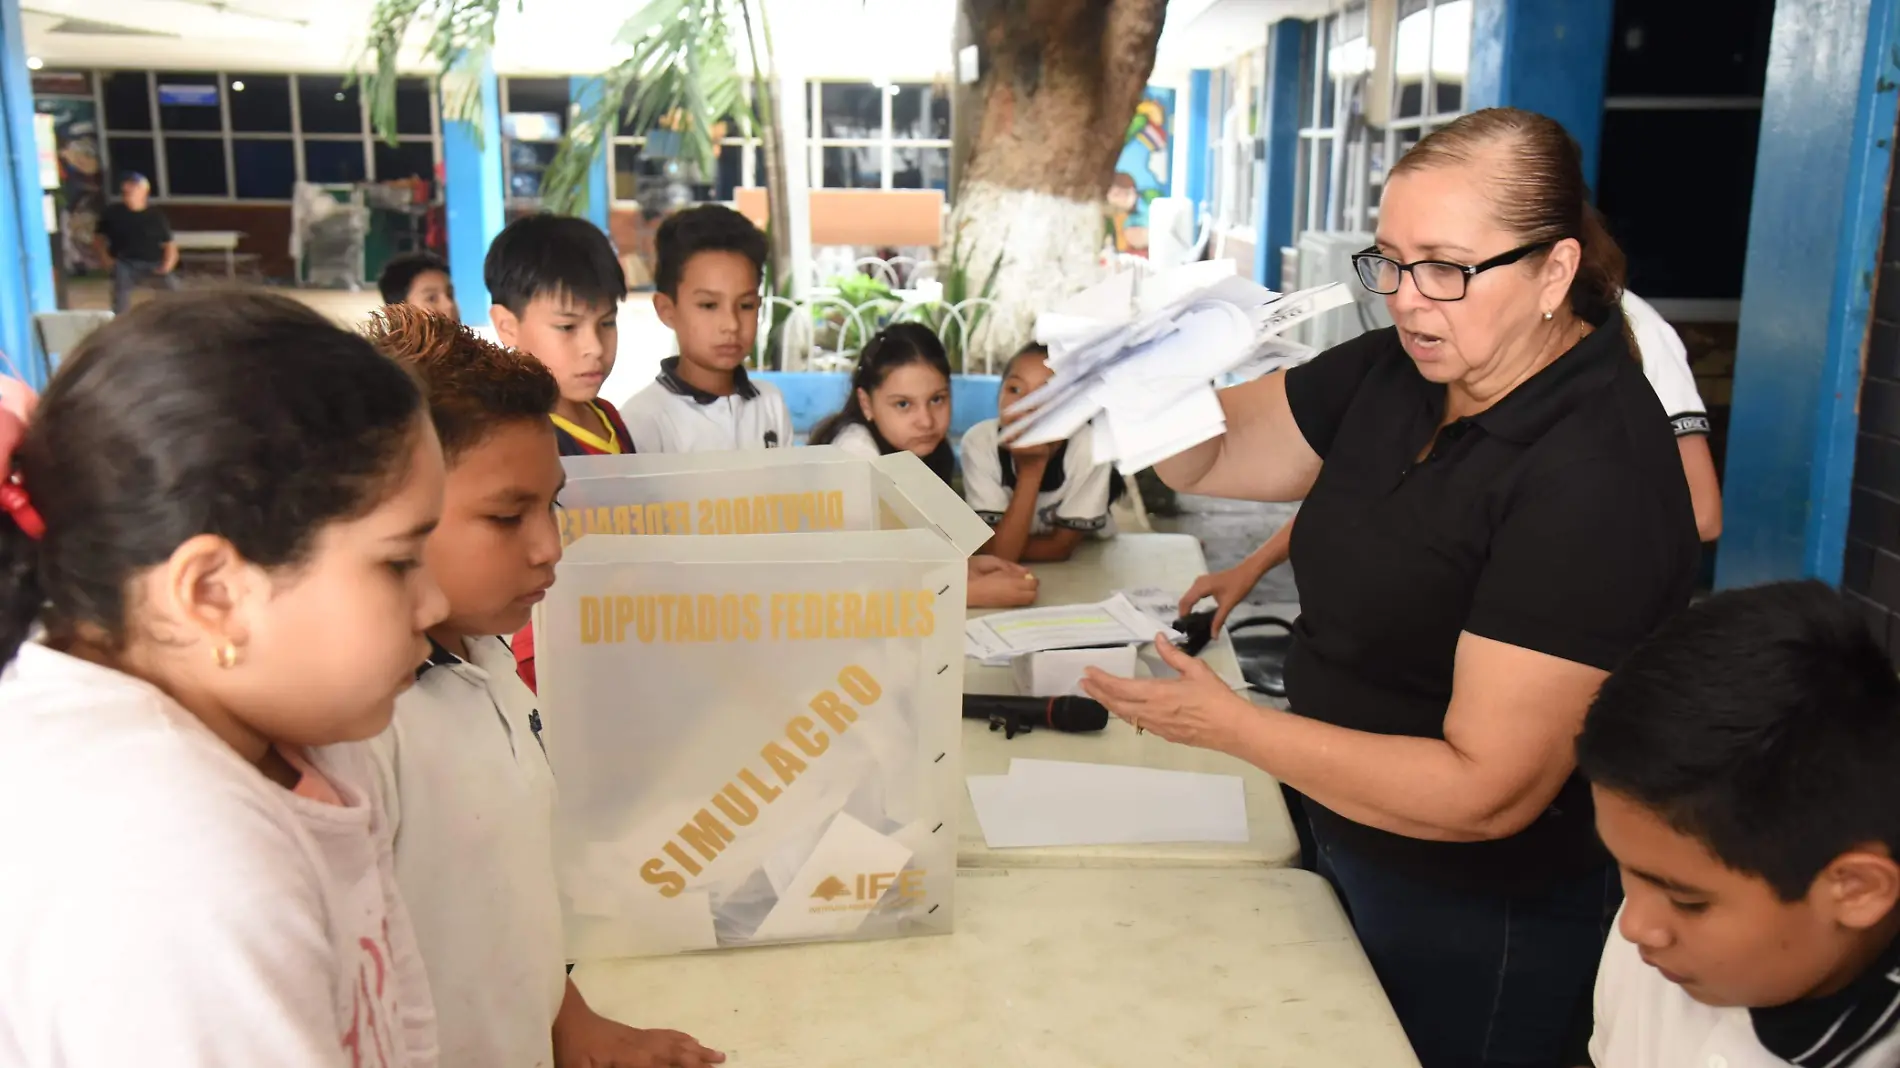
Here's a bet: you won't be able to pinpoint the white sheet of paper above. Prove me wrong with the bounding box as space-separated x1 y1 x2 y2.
1003 261 1348 469
966 759 1248 848
749 812 915 942
965 593 1171 656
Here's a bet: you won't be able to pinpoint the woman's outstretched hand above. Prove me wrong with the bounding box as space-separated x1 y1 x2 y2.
1080 637 1251 753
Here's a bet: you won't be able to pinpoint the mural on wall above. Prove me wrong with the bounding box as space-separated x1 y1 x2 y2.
1107 87 1174 257
34 96 105 274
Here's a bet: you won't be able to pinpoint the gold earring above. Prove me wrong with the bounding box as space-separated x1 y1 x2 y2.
214 643 240 670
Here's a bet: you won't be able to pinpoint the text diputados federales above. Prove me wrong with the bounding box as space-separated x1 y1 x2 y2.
578 589 937 645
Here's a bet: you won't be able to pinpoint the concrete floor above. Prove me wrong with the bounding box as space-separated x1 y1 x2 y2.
1154 496 1302 621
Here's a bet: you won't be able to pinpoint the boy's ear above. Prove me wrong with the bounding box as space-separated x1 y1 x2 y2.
1820 847 1900 931
491 304 520 347
653 291 677 329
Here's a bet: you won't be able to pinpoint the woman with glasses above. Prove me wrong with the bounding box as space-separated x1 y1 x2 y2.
1081 108 1701 1068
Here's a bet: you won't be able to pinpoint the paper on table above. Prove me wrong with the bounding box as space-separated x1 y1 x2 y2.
966 759 1248 848
1118 587 1188 627
749 812 915 942
964 592 1171 657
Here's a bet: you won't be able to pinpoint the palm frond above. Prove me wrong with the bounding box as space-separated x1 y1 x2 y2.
358 0 513 147
359 0 755 220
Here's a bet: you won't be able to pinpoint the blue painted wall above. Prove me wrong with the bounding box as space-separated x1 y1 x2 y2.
442 65 505 328
0 0 53 387
1718 0 1900 587
568 76 613 232
756 372 1003 439
1185 69 1213 219
1257 19 1304 289
1466 0 1616 189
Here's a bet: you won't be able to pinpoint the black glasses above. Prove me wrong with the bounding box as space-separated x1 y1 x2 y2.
1350 241 1556 301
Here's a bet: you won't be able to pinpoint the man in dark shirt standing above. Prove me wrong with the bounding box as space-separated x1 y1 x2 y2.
94 172 179 314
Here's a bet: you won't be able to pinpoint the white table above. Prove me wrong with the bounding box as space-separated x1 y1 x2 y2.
959 534 1299 870
576 867 1418 1068
172 230 245 278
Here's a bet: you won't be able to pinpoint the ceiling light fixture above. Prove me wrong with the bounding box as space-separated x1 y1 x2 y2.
25 57 42 70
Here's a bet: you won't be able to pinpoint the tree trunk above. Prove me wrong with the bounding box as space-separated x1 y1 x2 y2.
948 0 1168 370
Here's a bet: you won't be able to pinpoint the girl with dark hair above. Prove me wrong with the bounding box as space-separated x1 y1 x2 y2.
0 292 445 1065
810 322 957 484
811 322 1037 608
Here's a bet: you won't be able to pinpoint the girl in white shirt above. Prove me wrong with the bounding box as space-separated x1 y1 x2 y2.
808 322 957 483
0 292 446 1068
809 325 1039 608
961 344 1119 564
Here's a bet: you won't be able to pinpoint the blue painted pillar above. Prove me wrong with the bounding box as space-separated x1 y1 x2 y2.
1716 0 1900 588
442 63 504 328
0 0 54 387
1184 69 1212 219
568 75 613 232
1466 0 1615 190
1256 19 1303 289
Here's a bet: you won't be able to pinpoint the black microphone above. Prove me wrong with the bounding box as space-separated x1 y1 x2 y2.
961 693 1110 740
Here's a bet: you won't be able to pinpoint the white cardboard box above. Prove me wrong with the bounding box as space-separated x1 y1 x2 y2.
1010 646 1140 698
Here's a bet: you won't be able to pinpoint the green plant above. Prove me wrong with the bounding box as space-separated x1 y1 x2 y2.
360 0 792 280
923 229 1006 372
814 273 897 354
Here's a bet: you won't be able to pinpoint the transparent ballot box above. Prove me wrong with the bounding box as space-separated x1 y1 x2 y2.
537 448 989 959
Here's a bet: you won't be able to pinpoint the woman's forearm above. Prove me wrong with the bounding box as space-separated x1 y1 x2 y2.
1222 700 1548 843
1240 517 1296 583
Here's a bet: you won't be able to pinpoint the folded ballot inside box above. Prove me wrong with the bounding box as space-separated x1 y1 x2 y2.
537 447 990 960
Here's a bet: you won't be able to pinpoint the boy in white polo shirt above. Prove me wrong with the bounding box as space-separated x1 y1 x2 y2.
1577 581 1900 1068
620 205 791 453
364 306 723 1068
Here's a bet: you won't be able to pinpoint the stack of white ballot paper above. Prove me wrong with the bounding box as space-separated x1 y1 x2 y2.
1000 259 1354 471
968 759 1249 848
964 592 1176 665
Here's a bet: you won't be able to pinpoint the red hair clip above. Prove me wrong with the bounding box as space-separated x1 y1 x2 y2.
0 480 42 541
0 402 42 541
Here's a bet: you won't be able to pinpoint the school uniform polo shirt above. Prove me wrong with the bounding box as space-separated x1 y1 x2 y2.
960 418 1115 534
619 357 792 453
1592 917 1900 1068
551 398 635 458
1282 309 1700 894
1625 290 1713 438
370 635 565 1068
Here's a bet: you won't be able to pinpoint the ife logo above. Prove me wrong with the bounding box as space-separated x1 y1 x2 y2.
808 870 927 911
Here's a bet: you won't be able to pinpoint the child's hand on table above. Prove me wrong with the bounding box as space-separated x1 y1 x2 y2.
968 555 1038 608
553 1003 725 1068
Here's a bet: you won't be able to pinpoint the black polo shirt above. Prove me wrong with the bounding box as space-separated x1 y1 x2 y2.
1283 309 1698 895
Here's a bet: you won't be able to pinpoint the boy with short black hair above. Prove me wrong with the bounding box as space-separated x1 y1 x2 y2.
620 204 791 453
363 305 723 1068
378 251 460 323
485 213 633 457
1579 581 1900 1068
